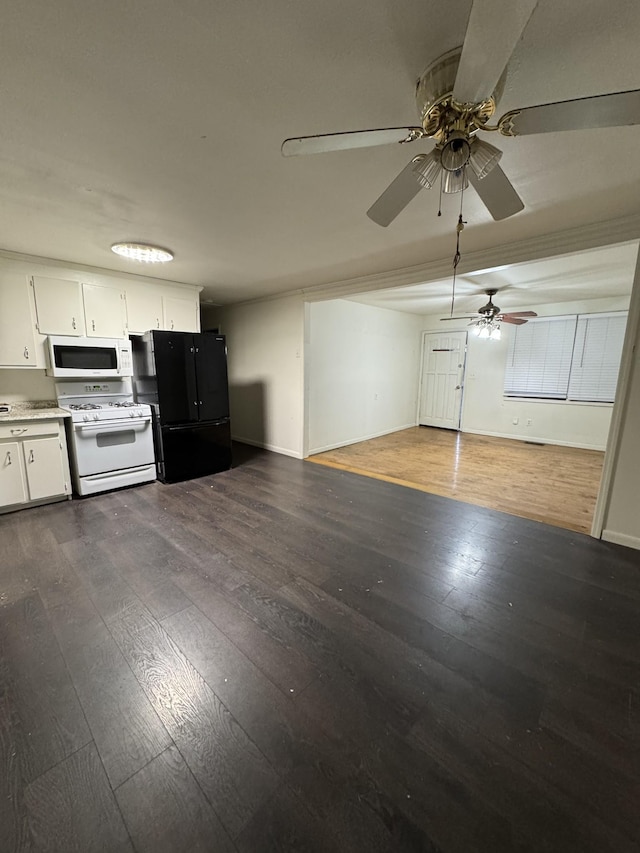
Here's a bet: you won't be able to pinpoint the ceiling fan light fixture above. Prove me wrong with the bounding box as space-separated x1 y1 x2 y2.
473 315 502 341
440 131 471 172
412 149 442 189
469 138 503 179
442 166 469 194
111 242 174 263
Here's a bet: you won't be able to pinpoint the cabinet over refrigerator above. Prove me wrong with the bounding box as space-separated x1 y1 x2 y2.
133 331 232 483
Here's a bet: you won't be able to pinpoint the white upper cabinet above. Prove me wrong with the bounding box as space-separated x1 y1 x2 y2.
18 271 199 344
163 294 200 332
32 276 86 335
0 274 42 367
125 286 163 335
82 283 126 338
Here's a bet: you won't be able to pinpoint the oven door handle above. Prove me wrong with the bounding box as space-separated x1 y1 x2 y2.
75 418 151 433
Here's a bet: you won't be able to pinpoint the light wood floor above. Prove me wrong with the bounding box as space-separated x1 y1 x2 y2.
308 427 605 534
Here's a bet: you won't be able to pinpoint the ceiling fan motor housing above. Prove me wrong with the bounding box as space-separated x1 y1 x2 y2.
479 289 500 317
415 47 506 142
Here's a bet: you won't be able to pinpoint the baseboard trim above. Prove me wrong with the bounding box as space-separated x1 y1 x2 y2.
601 529 640 551
461 428 606 452
308 423 417 456
232 435 303 459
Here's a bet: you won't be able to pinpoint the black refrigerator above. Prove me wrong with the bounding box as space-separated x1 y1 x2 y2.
132 331 232 483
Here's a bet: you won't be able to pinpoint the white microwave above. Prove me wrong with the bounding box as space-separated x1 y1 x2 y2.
47 336 133 378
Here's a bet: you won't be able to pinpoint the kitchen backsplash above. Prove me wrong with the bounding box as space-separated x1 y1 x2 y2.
0 369 57 403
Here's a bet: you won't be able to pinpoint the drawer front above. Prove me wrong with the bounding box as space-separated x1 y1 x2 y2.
0 420 62 440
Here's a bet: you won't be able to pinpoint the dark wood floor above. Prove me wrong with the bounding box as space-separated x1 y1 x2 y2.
2 444 640 852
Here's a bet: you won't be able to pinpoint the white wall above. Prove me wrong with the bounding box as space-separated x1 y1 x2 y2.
215 294 305 457
420 295 630 450
307 299 424 454
599 249 640 549
0 369 56 404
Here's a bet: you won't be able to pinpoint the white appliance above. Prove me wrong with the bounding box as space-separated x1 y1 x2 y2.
47 336 133 378
55 379 156 496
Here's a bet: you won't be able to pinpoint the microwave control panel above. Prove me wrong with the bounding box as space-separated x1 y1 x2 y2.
119 344 132 374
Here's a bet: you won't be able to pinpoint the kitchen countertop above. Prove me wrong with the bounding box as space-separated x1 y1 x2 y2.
0 401 70 423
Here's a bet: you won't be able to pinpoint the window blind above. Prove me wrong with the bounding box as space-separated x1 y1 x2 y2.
567 312 627 402
504 317 577 399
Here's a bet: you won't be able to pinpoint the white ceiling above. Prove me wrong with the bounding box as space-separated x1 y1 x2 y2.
1 0 640 304
346 241 638 315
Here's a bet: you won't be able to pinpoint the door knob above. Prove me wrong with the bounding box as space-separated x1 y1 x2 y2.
24 346 29 359
28 449 35 463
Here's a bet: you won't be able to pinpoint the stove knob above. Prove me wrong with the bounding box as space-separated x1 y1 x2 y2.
93 414 99 420
83 414 89 421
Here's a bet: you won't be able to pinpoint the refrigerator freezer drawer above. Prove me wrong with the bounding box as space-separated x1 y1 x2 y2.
159 420 232 483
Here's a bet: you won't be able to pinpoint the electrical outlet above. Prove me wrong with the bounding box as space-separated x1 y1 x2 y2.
526 418 533 426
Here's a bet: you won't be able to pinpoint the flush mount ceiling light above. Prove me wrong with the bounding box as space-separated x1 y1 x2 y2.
111 242 174 263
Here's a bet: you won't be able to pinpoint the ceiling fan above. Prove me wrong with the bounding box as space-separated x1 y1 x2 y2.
442 289 537 340
281 0 640 226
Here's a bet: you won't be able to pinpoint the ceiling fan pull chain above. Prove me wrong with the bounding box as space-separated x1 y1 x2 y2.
449 213 466 318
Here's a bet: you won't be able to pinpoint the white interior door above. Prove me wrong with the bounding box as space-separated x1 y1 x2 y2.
419 331 467 429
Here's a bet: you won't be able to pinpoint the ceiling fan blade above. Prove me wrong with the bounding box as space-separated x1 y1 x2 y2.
501 316 528 325
501 310 537 318
499 89 640 136
366 156 427 227
453 0 538 105
468 165 524 220
441 316 478 321
281 127 423 157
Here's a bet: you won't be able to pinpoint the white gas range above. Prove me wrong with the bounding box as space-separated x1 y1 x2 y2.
55 379 156 496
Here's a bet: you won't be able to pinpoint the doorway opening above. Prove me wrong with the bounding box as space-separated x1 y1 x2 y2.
305 241 638 535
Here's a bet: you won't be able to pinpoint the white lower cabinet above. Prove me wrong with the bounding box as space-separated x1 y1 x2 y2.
0 442 27 505
0 419 71 512
22 436 68 501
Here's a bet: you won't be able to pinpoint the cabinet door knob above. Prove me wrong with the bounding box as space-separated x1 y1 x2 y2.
28 449 34 463
5 451 11 465
171 321 174 330
72 317 77 329
10 427 27 435
92 320 96 331
157 318 160 329
23 346 29 359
